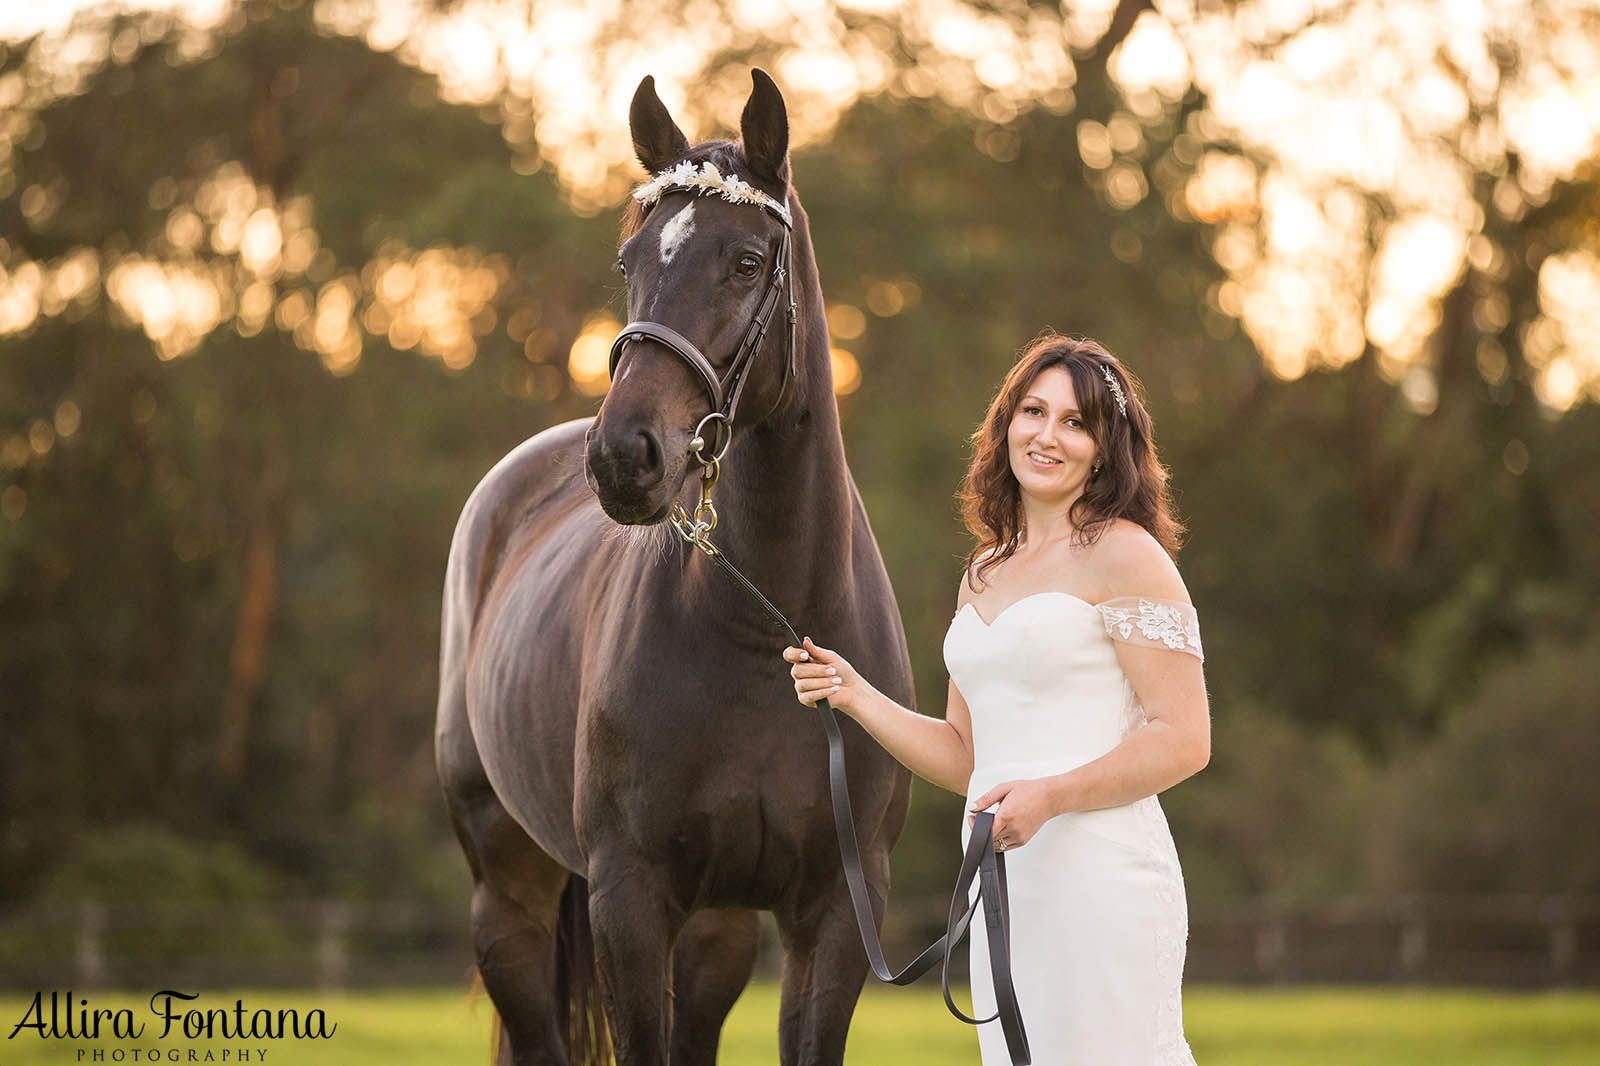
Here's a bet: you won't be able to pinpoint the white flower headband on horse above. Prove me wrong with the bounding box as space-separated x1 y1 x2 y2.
632 160 793 227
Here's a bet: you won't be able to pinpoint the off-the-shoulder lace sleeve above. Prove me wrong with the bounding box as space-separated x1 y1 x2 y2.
1096 597 1204 661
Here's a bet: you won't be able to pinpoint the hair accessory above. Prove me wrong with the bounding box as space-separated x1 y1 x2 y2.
631 160 792 225
1100 364 1127 417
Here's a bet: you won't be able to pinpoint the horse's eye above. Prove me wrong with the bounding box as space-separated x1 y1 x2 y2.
616 257 627 278
736 254 763 278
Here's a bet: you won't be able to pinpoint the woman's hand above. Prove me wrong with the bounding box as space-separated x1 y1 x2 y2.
782 637 871 717
969 778 1061 851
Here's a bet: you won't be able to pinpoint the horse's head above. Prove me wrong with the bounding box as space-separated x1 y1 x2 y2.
584 70 797 524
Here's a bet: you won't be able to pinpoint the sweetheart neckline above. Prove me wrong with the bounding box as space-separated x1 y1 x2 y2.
955 591 1101 630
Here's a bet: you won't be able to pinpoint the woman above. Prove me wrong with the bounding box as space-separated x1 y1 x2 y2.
784 333 1209 1064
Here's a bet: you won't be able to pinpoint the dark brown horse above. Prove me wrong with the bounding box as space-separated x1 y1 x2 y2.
435 70 914 1066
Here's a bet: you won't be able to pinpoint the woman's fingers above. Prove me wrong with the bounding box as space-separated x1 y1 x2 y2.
786 639 847 672
969 783 1012 813
785 639 846 709
795 678 841 696
793 672 841 706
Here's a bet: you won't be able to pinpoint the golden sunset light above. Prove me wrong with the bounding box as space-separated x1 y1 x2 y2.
4 0 1600 408
567 313 621 396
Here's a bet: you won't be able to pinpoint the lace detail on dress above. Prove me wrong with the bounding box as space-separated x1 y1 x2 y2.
1096 597 1204 661
1134 798 1197 1065
1151 852 1197 1065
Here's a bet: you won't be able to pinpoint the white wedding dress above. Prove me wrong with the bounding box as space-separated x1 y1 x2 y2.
945 592 1204 1066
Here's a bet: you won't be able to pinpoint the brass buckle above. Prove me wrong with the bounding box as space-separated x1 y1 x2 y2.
670 458 720 555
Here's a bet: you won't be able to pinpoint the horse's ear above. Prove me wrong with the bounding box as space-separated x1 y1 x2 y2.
630 75 690 175
740 68 790 186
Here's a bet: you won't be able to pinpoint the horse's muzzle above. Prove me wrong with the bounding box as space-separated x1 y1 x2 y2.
584 427 678 525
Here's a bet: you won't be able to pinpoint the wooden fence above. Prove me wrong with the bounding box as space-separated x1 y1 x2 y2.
2 896 1596 990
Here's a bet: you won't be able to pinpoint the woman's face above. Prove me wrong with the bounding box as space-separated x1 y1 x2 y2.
1006 366 1098 504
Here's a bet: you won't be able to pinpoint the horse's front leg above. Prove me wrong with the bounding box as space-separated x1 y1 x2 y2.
588 854 684 1066
670 908 761 1066
776 872 879 1066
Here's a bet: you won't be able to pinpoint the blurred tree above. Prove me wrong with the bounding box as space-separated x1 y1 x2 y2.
0 2 615 905
1176 702 1378 899
1370 621 1600 895
0 0 1597 920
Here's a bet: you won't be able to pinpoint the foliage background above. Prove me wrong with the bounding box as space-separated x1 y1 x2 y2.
2 0 1598 941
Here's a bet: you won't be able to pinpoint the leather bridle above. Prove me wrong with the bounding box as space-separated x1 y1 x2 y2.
607 191 798 467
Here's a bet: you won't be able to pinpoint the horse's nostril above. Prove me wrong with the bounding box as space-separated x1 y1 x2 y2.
636 430 662 477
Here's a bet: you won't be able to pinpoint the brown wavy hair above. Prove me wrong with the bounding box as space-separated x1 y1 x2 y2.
960 332 1184 590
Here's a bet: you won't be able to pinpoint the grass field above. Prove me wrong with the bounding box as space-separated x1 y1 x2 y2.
2 984 1597 1065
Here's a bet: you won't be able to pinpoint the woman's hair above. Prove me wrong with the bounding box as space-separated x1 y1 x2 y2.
959 332 1184 590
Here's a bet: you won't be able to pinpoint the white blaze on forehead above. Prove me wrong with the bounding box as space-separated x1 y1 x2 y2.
658 203 696 265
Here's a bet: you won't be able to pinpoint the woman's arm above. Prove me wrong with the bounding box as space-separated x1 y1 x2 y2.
783 581 976 795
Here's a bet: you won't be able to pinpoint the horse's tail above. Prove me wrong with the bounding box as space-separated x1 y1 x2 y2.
468 970 505 1066
487 1003 505 1066
475 876 607 1066
556 874 611 1066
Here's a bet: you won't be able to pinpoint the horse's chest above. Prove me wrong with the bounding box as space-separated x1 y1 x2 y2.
578 705 828 907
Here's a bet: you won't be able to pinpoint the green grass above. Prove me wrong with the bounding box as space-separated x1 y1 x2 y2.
1 985 1597 1064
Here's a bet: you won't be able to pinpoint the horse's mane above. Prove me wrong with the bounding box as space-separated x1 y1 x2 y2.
618 141 776 245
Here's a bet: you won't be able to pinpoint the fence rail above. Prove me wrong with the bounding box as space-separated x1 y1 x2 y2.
3 896 1597 990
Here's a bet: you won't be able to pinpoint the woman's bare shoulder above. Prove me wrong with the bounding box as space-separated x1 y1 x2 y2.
956 545 1000 608
1090 520 1189 603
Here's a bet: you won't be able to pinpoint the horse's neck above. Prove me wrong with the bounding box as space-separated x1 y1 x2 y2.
718 405 853 562
708 374 856 616
700 206 856 589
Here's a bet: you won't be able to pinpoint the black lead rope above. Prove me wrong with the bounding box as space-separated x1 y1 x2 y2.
697 543 1031 1065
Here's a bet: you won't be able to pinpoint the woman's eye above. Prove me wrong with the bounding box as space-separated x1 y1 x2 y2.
1066 417 1083 428
1022 405 1043 416
736 254 762 277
